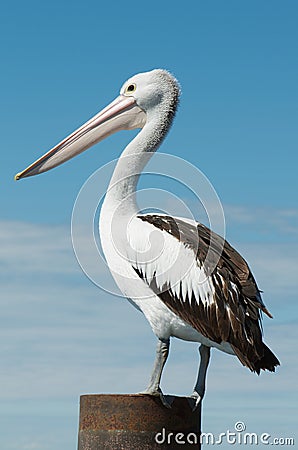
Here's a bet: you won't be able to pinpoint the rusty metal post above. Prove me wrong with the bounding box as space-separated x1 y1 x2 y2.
78 394 201 449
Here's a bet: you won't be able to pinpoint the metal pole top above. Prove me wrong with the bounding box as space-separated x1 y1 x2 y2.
78 394 201 449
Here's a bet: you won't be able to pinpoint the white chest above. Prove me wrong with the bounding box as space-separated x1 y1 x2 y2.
99 207 233 354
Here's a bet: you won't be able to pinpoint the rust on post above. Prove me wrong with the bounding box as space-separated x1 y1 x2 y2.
78 394 201 449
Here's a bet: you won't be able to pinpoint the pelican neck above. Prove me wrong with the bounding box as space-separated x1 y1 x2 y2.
103 88 179 210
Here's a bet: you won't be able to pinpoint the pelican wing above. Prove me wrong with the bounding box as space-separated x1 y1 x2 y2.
132 214 278 372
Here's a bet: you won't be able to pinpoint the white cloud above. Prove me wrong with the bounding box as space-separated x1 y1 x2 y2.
225 204 298 239
0 221 75 275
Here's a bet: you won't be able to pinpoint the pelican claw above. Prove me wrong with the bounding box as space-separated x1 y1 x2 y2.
188 392 203 411
139 390 174 409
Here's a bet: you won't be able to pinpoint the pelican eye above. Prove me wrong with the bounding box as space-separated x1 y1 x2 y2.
125 83 136 94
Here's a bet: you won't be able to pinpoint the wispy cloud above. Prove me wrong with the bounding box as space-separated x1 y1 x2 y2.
0 221 76 275
225 204 298 240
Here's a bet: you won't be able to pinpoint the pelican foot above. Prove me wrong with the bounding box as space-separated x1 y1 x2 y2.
139 389 174 409
188 391 203 412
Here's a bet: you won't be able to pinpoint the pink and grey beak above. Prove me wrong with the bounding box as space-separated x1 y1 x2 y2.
15 95 146 180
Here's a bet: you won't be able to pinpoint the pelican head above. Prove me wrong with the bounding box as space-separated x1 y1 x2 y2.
15 69 180 180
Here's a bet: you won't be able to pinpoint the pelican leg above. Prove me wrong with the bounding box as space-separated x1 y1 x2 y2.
140 337 173 408
189 344 211 411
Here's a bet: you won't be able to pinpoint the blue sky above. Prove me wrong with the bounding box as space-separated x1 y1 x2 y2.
1 1 298 448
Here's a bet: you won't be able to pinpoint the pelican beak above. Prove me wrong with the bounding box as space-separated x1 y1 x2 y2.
15 95 146 180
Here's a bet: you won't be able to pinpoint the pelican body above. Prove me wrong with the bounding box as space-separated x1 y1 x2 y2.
15 69 279 406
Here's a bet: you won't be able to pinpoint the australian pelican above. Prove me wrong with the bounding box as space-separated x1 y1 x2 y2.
15 69 279 408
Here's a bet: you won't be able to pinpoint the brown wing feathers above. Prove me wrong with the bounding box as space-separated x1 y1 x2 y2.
137 214 280 373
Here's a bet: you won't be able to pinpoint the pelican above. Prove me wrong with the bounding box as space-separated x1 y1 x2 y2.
15 69 279 408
